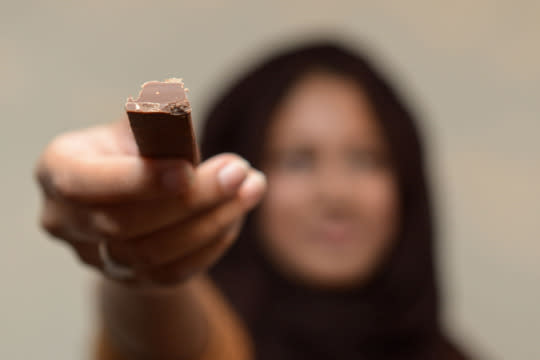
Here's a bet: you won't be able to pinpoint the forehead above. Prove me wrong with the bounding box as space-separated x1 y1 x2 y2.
266 71 384 149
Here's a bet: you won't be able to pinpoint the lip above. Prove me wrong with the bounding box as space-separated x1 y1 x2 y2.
311 222 357 245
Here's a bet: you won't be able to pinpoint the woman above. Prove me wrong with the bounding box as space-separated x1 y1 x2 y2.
36 41 470 359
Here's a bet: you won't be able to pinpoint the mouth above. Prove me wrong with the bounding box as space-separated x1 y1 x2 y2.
311 222 359 246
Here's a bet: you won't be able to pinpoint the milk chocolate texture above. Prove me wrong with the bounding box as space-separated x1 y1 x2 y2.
126 78 199 163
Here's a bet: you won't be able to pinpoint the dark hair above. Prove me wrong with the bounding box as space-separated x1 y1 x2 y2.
201 41 469 360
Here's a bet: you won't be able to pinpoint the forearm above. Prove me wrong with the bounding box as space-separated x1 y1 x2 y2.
98 275 209 360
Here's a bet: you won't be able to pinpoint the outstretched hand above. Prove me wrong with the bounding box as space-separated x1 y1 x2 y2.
35 119 266 286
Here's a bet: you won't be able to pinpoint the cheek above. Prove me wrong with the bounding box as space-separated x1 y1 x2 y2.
259 174 311 240
355 173 400 249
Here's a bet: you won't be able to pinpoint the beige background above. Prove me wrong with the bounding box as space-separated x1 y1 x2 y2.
1 1 539 359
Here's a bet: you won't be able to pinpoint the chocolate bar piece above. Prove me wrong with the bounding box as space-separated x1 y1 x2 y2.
126 78 200 164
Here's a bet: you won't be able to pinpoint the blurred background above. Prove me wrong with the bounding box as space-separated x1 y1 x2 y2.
1 1 539 359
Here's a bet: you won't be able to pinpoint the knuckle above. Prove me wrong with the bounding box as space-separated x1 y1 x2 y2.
90 211 126 241
35 164 59 199
203 206 239 238
35 142 56 186
34 162 50 191
50 172 79 200
132 240 163 268
40 209 64 239
66 241 101 268
212 211 231 233
192 212 228 242
38 138 78 200
191 222 214 243
73 251 97 268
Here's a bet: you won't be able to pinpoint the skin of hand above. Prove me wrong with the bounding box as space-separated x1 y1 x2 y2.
35 118 267 287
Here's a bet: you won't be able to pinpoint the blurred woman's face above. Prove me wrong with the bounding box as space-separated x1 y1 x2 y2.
258 71 399 290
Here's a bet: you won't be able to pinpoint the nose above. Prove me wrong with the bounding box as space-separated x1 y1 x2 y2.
314 164 356 211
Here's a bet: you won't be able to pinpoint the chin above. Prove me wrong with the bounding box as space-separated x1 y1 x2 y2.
286 262 376 292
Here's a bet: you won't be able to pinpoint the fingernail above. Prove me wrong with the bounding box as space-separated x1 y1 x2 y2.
162 165 193 193
240 170 267 205
218 160 250 194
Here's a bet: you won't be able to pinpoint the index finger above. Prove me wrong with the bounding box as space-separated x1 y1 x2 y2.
36 144 194 203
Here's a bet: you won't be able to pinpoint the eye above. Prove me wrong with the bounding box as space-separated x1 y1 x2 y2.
276 150 314 171
348 149 387 171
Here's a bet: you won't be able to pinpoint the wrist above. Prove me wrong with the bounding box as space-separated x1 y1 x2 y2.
99 275 209 359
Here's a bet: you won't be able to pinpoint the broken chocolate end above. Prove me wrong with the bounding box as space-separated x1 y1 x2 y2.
125 78 191 115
